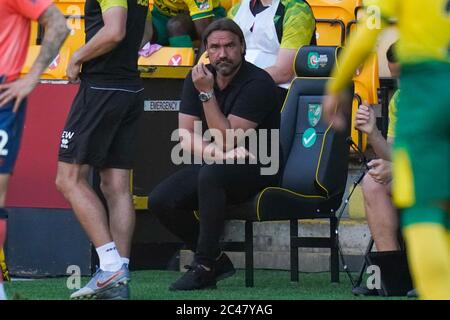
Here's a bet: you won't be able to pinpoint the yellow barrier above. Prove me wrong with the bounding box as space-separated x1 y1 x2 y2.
138 47 195 78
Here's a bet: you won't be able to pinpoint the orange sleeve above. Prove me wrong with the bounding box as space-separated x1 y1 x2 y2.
11 0 53 21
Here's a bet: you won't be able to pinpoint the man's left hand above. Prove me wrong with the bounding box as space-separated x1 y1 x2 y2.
192 63 214 93
66 53 82 83
368 159 392 185
0 75 38 112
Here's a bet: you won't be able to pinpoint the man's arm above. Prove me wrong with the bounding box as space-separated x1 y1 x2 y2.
191 64 259 151
179 113 224 160
202 96 258 151
140 11 153 49
0 5 69 110
264 1 315 85
265 48 296 85
66 6 127 82
354 103 391 160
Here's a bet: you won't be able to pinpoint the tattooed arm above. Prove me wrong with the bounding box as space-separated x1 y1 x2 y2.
0 4 69 111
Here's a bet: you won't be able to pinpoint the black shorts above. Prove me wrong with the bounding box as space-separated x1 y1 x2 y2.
58 81 144 169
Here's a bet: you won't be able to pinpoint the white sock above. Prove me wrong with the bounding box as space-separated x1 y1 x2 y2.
95 242 123 272
121 257 130 268
0 283 7 300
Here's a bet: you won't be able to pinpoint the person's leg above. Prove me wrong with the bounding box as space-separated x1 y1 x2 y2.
362 175 400 251
99 168 135 263
0 99 28 300
56 162 129 299
393 62 450 300
56 163 112 247
57 85 138 299
148 166 201 249
56 162 123 271
403 220 450 300
151 7 171 46
195 163 273 267
169 163 272 290
166 13 196 47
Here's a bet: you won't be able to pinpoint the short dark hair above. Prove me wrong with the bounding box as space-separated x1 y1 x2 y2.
386 42 398 63
202 18 246 55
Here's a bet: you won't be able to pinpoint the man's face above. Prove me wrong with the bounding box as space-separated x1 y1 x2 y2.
206 30 244 76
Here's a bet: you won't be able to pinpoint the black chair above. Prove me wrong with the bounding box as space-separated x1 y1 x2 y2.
223 46 352 287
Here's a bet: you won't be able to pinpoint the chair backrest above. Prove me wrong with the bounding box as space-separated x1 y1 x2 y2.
279 46 351 207
308 0 361 46
55 0 86 54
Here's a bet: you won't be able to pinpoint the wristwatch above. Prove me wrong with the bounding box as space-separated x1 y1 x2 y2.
198 90 214 102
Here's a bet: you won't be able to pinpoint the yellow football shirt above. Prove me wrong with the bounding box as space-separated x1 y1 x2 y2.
154 0 221 20
328 0 450 93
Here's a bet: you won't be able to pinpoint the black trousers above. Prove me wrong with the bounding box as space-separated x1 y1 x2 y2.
148 163 277 267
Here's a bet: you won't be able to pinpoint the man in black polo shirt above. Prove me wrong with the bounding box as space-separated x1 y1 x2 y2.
55 0 150 300
148 18 280 291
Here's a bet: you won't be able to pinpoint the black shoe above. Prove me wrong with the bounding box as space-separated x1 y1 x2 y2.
169 264 217 291
352 285 379 296
214 253 236 282
407 288 418 298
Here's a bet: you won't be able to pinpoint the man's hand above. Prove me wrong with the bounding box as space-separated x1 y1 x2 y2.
192 63 214 93
354 102 376 136
223 146 256 161
67 52 82 83
0 75 39 112
322 93 346 131
368 159 392 185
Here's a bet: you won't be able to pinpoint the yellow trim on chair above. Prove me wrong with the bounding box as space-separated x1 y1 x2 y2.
279 83 294 114
315 120 333 198
256 187 326 221
133 195 149 210
193 210 200 221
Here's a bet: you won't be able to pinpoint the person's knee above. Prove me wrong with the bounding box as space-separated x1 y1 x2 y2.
198 165 225 189
100 176 129 200
55 166 76 196
166 14 195 37
362 174 386 201
147 186 171 216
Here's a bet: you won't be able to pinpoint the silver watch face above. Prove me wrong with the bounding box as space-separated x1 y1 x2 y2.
199 92 212 102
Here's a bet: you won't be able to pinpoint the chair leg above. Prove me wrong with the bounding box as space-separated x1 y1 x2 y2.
245 220 254 287
355 237 374 287
330 216 339 283
290 219 299 282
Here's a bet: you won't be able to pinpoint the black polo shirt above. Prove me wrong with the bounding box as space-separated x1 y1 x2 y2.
180 61 280 167
181 61 279 133
81 0 148 86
